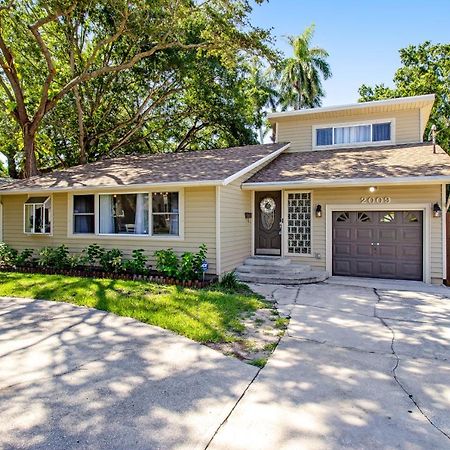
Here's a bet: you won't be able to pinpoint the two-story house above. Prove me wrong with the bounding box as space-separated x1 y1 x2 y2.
1 94 449 284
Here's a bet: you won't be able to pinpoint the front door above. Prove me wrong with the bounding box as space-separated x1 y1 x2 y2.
255 191 282 255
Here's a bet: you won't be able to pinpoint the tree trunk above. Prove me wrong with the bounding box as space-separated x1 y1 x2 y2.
6 152 18 179
23 127 38 178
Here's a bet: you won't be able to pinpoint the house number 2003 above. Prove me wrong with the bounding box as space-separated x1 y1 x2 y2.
360 196 391 204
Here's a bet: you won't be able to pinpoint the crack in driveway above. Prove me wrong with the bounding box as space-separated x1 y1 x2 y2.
373 288 450 441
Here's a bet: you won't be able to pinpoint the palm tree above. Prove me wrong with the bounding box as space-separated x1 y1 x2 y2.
280 24 331 110
247 58 281 142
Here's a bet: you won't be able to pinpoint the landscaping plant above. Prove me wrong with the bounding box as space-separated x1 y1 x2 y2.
123 249 149 275
154 248 179 278
99 248 123 273
37 245 70 269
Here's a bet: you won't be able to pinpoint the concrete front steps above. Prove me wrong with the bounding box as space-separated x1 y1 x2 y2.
236 256 329 285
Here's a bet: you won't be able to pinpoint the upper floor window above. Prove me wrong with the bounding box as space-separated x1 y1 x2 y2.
24 196 51 234
315 121 392 148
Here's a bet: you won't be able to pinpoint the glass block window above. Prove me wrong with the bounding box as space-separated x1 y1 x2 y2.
287 192 311 255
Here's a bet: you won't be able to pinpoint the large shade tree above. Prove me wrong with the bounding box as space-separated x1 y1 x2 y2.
279 24 331 110
0 0 273 178
359 41 450 152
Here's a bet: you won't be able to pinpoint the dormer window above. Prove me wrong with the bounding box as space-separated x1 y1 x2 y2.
314 121 392 148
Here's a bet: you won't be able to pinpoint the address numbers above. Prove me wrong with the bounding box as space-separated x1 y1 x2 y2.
360 197 391 204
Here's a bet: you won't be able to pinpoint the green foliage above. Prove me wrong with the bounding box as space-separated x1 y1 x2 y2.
358 41 450 152
178 243 208 281
123 249 149 275
0 243 31 268
38 245 70 269
99 249 123 273
82 244 105 266
154 248 179 278
0 0 275 176
155 244 207 281
279 24 331 110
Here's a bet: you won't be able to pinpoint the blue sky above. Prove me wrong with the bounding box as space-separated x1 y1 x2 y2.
250 0 450 106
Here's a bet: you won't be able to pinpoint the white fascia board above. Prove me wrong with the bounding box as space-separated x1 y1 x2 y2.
222 143 291 186
242 175 450 190
0 179 224 195
267 94 436 120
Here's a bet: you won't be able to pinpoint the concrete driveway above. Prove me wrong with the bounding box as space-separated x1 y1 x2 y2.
209 280 450 450
0 297 257 450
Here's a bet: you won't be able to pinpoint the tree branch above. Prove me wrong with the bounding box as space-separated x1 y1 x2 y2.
28 1 78 133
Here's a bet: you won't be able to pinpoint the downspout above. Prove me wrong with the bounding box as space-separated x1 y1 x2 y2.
215 186 222 279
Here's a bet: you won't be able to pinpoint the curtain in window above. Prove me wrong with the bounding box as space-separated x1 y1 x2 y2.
134 193 148 234
373 123 391 141
334 125 370 144
99 195 114 233
169 194 179 235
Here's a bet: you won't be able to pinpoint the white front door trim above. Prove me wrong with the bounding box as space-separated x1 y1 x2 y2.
325 203 431 283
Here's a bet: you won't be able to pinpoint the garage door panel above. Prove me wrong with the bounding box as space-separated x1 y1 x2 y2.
332 210 423 281
354 260 375 276
333 260 352 275
355 229 375 240
378 245 397 258
334 228 352 240
334 243 351 257
378 229 398 241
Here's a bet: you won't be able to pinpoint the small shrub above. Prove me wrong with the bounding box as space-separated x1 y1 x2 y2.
0 243 18 268
178 243 208 281
154 248 179 278
99 248 123 273
16 248 34 267
215 271 251 295
38 245 70 269
67 254 89 269
123 249 149 275
82 244 104 266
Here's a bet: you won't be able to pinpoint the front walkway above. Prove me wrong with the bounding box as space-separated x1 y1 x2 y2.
208 281 450 450
0 297 257 450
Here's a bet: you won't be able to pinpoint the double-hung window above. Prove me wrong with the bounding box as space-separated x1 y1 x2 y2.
152 192 179 235
24 197 52 234
73 195 95 234
315 121 392 147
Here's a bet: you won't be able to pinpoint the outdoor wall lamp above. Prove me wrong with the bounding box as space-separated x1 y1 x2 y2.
245 212 252 221
315 204 323 218
433 203 442 218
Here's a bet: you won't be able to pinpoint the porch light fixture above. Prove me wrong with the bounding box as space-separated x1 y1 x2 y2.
369 186 377 193
433 203 442 218
244 212 252 221
315 204 322 218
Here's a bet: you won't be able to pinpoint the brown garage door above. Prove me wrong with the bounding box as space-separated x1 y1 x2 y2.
332 210 423 281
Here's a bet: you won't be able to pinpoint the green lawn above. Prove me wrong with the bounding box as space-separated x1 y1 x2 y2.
0 272 265 343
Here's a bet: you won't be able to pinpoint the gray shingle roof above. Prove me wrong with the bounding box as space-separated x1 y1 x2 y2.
0 143 288 192
245 143 450 184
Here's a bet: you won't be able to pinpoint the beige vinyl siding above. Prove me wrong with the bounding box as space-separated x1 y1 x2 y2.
1 186 217 274
285 185 443 283
219 181 252 273
277 109 421 152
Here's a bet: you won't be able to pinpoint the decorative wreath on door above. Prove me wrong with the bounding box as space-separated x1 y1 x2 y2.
260 197 276 230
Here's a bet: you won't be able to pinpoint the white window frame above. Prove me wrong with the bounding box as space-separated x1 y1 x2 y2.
312 118 395 150
67 189 185 240
23 196 53 235
283 190 313 257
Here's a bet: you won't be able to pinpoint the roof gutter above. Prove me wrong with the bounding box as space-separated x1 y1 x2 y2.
0 179 225 195
268 94 436 120
242 175 450 190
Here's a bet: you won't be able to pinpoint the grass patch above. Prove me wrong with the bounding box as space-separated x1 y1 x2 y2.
0 272 265 344
249 357 268 368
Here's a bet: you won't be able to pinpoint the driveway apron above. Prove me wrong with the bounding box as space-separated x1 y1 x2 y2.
208 283 450 450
